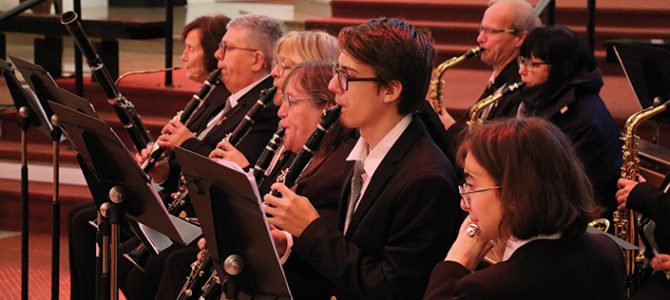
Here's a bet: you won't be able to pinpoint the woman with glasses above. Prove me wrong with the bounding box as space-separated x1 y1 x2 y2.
424 117 625 300
209 30 339 170
186 61 356 300
516 25 622 216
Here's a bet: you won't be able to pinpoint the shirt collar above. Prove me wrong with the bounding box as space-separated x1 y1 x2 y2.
227 74 271 108
502 232 562 261
346 114 412 179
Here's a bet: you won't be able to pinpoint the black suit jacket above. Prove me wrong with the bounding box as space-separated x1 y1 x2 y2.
161 76 279 197
181 75 278 158
293 116 462 300
284 138 356 300
628 172 670 254
443 60 522 167
424 233 626 300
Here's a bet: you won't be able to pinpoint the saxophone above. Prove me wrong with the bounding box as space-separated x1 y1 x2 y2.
615 97 669 297
467 81 524 129
428 47 482 114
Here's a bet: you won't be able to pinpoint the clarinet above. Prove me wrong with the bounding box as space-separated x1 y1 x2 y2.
272 105 341 195
168 86 277 216
176 252 214 300
223 87 277 146
198 270 221 300
252 128 285 183
61 11 151 151
142 69 222 172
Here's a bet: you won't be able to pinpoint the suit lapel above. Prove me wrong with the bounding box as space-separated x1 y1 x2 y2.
344 117 424 238
210 76 273 134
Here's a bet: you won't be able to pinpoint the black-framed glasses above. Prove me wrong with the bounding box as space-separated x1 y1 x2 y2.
281 94 313 107
271 59 295 77
218 41 259 58
458 183 501 210
334 68 382 91
478 24 517 35
517 56 549 70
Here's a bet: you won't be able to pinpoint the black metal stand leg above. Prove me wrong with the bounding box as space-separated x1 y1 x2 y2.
95 212 111 300
101 186 124 300
18 107 30 300
50 117 62 300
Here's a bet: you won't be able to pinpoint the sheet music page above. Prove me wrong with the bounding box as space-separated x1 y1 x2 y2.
215 158 261 203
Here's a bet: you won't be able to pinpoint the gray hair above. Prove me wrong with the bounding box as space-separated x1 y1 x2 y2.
227 13 283 70
488 0 541 33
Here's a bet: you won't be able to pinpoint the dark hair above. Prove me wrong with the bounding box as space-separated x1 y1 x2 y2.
282 60 356 179
519 26 596 98
338 18 436 115
182 15 231 72
457 117 601 239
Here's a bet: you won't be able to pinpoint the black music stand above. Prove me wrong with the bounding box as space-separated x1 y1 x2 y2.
48 101 201 300
9 55 67 300
174 146 293 300
0 58 59 300
612 42 670 125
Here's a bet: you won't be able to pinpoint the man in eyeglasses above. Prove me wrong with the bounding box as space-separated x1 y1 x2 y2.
129 13 282 300
435 0 540 164
263 18 461 300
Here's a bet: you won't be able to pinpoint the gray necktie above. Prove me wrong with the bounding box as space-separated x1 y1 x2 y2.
197 97 232 139
344 161 365 233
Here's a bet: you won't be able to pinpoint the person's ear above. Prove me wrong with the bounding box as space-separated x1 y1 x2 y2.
381 80 402 105
515 31 529 48
251 51 267 72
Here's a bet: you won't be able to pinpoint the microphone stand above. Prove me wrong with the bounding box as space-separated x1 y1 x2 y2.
18 106 30 300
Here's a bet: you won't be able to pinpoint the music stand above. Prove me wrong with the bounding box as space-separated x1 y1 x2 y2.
48 101 201 300
175 146 293 300
9 55 67 300
612 42 670 125
0 58 59 299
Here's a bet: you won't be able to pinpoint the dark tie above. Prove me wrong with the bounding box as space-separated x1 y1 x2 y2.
344 161 365 233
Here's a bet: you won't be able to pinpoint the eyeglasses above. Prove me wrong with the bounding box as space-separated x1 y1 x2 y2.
334 68 382 91
517 56 549 70
218 41 259 58
478 25 517 35
271 60 295 77
281 94 313 107
458 183 501 210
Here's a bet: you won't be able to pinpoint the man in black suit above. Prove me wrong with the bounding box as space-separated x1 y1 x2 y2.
436 0 541 163
128 13 283 300
263 18 461 300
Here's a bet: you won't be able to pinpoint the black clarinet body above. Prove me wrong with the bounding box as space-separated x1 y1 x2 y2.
225 86 277 146
60 11 151 151
176 252 214 300
251 128 285 183
141 69 222 172
271 105 341 196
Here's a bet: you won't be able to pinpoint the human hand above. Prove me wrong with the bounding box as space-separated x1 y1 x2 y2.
269 224 288 255
445 216 494 271
209 140 250 168
156 119 195 150
438 108 456 130
616 176 646 211
263 183 319 237
196 237 207 262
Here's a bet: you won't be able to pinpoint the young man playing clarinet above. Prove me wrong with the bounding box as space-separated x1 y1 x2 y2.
263 18 461 300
